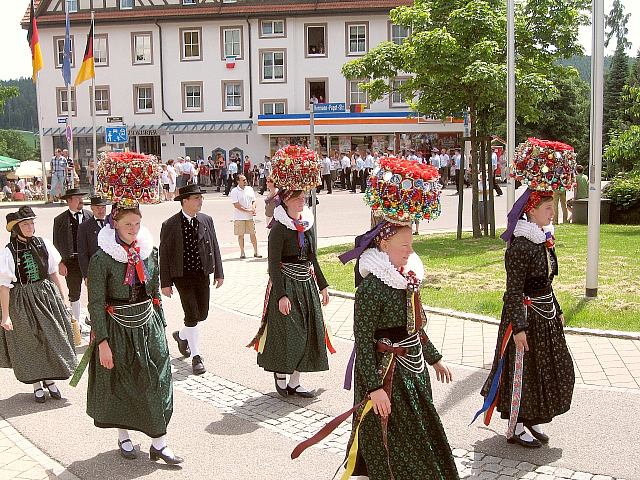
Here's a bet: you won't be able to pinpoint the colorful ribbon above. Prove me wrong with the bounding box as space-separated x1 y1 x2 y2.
69 341 95 387
120 241 147 286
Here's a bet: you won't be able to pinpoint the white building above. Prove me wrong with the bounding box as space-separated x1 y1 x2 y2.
24 0 464 175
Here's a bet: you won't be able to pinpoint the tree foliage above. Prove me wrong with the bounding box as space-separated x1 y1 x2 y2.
0 78 38 132
604 0 631 49
0 86 19 116
603 43 630 138
0 129 37 161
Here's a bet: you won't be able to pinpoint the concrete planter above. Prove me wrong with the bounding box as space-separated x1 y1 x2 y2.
572 198 611 224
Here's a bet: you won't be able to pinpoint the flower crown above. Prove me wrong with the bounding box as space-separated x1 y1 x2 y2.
97 151 161 204
513 138 577 192
365 157 442 225
271 145 321 192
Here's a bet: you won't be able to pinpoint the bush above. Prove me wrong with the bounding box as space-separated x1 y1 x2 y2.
603 170 640 209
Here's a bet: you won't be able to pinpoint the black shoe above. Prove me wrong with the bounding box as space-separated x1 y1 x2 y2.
118 439 138 460
523 423 549 443
286 384 315 398
172 331 190 358
507 431 542 448
274 373 288 397
33 388 46 404
149 445 183 465
42 381 62 400
192 355 206 375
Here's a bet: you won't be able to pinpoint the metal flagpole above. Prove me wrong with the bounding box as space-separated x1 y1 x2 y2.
35 72 49 203
65 0 74 189
506 0 516 210
586 0 604 298
91 11 97 194
309 106 317 251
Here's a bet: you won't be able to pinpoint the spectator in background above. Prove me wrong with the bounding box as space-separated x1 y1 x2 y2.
50 148 67 201
251 164 260 187
215 154 226 193
244 156 253 187
230 175 261 259
330 152 339 186
225 159 238 196
319 152 332 194
569 165 588 223
341 151 351 190
12 186 25 201
264 176 279 227
161 164 170 201
440 148 450 186
174 157 185 189
491 149 503 196
362 150 373 191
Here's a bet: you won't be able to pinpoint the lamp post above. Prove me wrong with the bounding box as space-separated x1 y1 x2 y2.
506 0 516 210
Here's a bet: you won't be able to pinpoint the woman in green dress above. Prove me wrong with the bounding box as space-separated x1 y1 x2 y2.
248 189 332 398
0 206 77 403
87 200 182 464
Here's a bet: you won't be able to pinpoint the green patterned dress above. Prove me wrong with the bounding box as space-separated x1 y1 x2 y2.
349 272 458 480
86 244 172 438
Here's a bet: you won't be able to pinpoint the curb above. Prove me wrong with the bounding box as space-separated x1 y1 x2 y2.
328 289 640 341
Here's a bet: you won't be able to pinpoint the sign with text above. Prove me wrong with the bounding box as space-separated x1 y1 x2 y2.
313 102 346 113
106 116 124 124
57 117 67 124
105 126 128 144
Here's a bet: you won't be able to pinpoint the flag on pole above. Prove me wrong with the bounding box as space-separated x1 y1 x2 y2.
62 3 72 85
26 0 43 83
73 21 94 86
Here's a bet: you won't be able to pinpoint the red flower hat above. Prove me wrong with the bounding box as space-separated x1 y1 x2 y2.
97 151 161 204
513 138 577 192
271 145 321 192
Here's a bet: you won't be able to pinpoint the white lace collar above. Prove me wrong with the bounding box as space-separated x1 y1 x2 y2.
97 225 154 263
513 219 554 244
358 248 424 290
273 205 315 231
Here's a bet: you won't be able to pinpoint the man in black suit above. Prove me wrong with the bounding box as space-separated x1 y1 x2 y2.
77 196 110 279
159 184 224 375
53 188 92 326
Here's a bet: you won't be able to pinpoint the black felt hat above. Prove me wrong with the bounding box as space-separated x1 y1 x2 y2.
6 206 37 232
174 184 205 201
89 195 110 206
61 188 88 199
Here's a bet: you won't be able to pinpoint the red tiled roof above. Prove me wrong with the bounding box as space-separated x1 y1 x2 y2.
22 0 412 29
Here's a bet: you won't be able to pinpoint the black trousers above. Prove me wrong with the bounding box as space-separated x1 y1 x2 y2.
64 256 82 303
342 168 351 190
321 174 332 193
224 174 237 195
173 272 210 327
351 170 359 192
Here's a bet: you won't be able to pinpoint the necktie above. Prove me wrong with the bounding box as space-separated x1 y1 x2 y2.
97 219 104 229
75 212 82 224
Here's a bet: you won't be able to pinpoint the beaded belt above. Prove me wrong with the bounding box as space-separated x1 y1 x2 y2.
524 292 556 320
105 299 155 328
281 262 312 282
376 331 425 374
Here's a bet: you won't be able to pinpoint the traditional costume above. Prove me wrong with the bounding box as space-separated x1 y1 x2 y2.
0 206 77 403
473 138 576 448
77 195 110 279
248 145 334 398
292 157 458 479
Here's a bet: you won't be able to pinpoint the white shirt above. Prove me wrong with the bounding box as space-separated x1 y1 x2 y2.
430 154 441 168
364 155 374 169
167 165 176 184
321 157 331 175
182 162 195 175
453 154 461 169
492 152 498 169
341 155 351 169
161 170 169 184
228 162 238 176
174 162 184 175
230 185 256 220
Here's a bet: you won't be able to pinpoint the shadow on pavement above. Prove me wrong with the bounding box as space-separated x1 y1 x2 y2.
437 366 487 417
0 393 73 420
206 412 259 436
66 449 182 479
472 432 563 466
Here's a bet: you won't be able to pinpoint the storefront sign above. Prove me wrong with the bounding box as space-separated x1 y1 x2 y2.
313 102 346 113
129 129 158 136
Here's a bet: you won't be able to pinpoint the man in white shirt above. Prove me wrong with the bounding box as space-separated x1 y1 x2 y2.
491 148 503 196
175 157 185 188
355 154 365 192
181 156 195 186
340 152 351 190
320 153 332 194
430 150 441 168
230 175 261 258
225 160 239 196
440 148 450 186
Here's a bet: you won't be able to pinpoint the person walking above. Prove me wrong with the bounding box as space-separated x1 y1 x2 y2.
491 149 504 196
77 196 110 280
0 206 77 404
225 159 238 196
50 148 67 202
166 159 177 201
320 152 332 194
230 175 261 259
264 176 279 227
341 151 351 190
87 198 182 464
160 184 224 376
552 189 568 224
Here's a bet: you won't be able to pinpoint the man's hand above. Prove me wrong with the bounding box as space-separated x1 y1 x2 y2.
161 287 173 298
214 278 224 288
59 262 68 277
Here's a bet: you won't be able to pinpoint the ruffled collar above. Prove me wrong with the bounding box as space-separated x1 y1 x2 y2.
273 205 315 231
513 219 553 244
358 248 424 290
98 225 153 263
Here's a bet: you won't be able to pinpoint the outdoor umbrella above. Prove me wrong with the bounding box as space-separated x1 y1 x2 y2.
0 155 21 172
14 160 50 179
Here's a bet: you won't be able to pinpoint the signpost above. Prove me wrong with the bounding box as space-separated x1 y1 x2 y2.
312 102 346 114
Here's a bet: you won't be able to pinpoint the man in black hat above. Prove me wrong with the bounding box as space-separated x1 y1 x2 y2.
53 188 92 327
77 196 110 279
159 184 224 375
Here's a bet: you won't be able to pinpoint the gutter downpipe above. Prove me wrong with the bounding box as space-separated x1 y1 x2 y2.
154 19 174 122
246 17 254 120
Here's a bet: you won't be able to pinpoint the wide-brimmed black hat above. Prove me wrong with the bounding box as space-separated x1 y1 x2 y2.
174 184 205 201
6 206 37 232
61 188 88 199
89 195 110 206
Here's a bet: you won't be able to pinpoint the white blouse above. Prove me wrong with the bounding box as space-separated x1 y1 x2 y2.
0 237 62 288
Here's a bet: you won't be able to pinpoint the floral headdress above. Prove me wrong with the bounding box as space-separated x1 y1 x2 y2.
271 145 321 192
513 138 577 192
366 156 441 225
97 151 161 204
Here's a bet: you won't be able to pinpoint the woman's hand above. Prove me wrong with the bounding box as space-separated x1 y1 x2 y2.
432 360 453 383
278 296 291 315
98 340 114 369
320 287 330 306
514 331 529 352
369 388 391 418
58 262 68 277
1 317 13 331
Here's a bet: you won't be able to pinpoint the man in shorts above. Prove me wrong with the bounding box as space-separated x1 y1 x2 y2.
230 175 261 259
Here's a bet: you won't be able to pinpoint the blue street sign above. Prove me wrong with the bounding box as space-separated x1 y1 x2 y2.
313 102 346 113
105 126 128 144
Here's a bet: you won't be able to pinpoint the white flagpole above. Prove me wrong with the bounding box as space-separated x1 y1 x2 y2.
35 72 49 203
506 0 516 210
65 0 74 190
91 12 97 194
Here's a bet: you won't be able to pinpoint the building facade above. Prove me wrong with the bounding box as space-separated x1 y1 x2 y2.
25 0 464 172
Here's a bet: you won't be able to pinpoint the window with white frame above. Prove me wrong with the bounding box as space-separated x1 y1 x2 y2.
348 80 368 106
390 24 410 44
94 87 110 115
262 100 286 115
134 85 153 113
261 50 285 82
183 83 202 112
223 81 243 111
305 25 326 56
54 36 74 68
93 35 108 66
222 27 242 59
56 88 76 116
391 78 409 106
66 0 78 13
181 29 201 60
132 33 152 64
260 20 285 37
347 23 367 55
120 0 133 9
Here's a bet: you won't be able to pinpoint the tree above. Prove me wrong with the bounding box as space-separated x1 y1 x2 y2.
603 43 629 138
0 129 36 161
604 0 631 49
0 86 19 115
0 78 38 132
604 86 640 175
342 0 589 236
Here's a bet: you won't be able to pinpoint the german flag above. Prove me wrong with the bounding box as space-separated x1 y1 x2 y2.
27 0 43 83
74 22 95 86
350 103 366 113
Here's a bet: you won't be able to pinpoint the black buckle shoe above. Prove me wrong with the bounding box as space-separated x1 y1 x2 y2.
172 331 190 357
507 431 542 448
274 373 288 397
33 388 46 404
118 439 138 460
43 381 62 400
149 445 183 465
286 384 315 398
523 423 550 443
192 355 206 375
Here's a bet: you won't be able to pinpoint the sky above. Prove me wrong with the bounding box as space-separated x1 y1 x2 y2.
0 0 639 81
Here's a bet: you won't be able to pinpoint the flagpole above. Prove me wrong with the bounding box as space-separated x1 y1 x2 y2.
91 11 97 194
35 72 49 203
65 1 74 189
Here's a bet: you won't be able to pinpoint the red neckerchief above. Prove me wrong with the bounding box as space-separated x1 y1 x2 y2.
120 240 146 286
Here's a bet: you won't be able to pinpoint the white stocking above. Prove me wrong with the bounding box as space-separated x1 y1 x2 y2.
118 429 133 451
515 422 535 442
180 325 200 358
287 371 311 393
33 382 45 399
71 300 82 322
151 434 175 457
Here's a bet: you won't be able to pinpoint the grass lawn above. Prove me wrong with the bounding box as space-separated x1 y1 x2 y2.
317 224 640 332
16 130 38 150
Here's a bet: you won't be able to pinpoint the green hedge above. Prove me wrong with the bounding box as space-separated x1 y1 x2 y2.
603 170 640 210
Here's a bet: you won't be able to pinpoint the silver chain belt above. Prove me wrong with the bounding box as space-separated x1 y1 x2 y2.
107 299 153 328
